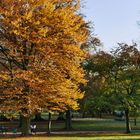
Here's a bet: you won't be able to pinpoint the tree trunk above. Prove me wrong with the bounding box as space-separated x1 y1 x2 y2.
125 109 131 133
82 111 86 118
99 111 102 118
48 113 51 134
21 115 31 135
57 112 65 121
65 110 72 130
134 118 137 126
19 114 22 128
34 113 44 121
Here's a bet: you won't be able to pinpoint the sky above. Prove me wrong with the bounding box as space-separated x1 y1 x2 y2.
82 0 140 51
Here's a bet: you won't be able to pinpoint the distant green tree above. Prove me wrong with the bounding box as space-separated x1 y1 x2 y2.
109 43 140 133
83 43 140 133
81 51 114 117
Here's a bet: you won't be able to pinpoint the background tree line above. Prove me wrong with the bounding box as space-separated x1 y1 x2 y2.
82 42 140 133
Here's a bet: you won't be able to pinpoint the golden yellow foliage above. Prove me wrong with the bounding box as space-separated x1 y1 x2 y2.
0 0 89 116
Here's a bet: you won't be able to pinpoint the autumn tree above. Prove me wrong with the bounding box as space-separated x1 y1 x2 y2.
0 0 89 135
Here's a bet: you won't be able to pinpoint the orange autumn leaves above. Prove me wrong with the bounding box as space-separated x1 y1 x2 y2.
0 0 89 115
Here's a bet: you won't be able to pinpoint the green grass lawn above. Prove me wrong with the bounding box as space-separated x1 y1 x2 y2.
1 117 140 132
1 117 140 140
72 118 140 131
1 134 140 140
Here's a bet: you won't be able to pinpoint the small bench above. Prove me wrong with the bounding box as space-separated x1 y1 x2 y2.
0 126 17 134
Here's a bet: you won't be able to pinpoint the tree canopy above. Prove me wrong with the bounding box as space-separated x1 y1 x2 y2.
0 0 89 116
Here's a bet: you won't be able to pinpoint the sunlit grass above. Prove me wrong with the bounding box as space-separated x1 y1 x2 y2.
2 135 140 140
1 118 140 140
